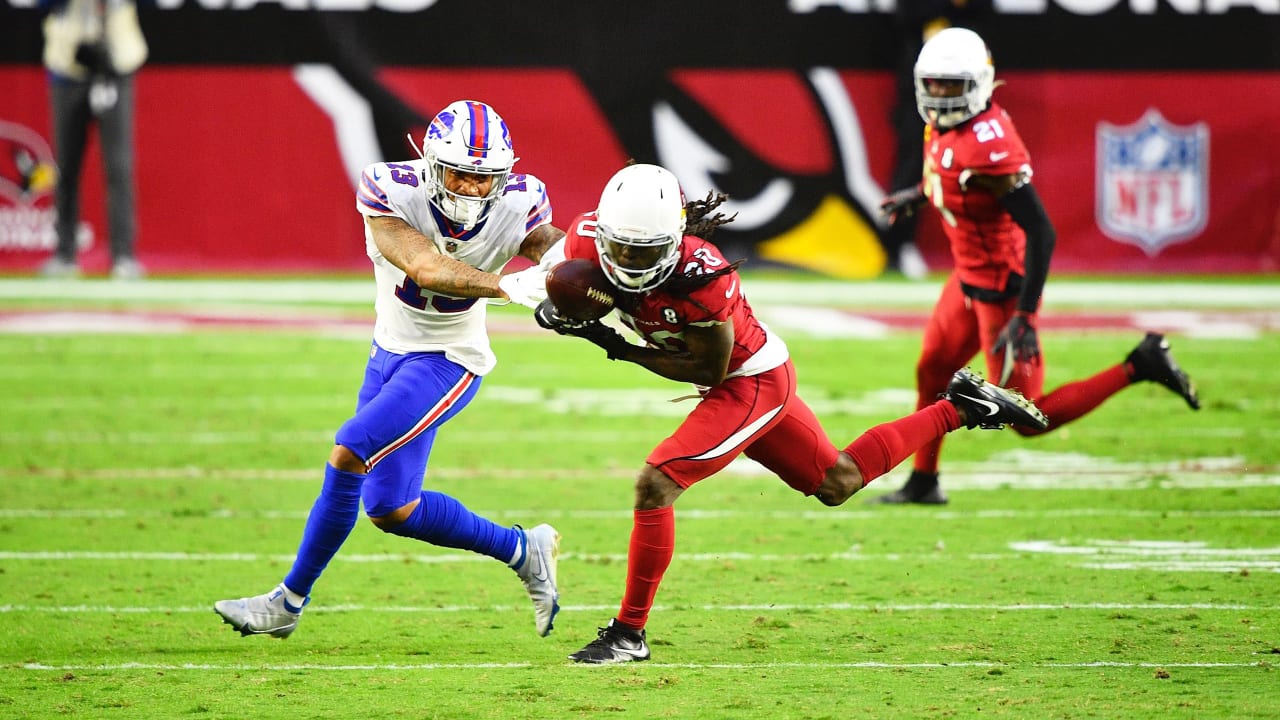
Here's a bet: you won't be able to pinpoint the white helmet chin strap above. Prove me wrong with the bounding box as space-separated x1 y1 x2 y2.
407 132 424 159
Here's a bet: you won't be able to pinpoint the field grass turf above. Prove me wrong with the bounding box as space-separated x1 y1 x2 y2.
0 278 1276 719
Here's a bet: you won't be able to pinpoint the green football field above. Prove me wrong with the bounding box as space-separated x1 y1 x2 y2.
0 276 1276 719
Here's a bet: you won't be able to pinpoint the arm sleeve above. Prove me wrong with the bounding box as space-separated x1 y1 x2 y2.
998 182 1056 314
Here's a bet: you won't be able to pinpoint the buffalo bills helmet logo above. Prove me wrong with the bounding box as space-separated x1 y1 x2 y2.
427 110 456 141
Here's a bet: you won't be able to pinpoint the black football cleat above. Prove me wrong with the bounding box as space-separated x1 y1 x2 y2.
1126 333 1200 410
569 619 650 664
945 368 1049 430
869 470 948 505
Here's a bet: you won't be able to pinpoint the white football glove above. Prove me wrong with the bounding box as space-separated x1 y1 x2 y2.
497 266 549 309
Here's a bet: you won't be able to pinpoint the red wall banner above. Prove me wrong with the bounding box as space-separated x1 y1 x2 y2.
2 65 1278 276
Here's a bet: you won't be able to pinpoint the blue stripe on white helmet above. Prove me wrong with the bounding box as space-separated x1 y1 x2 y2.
421 100 518 229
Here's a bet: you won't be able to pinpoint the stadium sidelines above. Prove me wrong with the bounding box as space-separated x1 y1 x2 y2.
1 278 1277 337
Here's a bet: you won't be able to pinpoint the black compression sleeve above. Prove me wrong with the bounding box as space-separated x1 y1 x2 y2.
999 182 1056 314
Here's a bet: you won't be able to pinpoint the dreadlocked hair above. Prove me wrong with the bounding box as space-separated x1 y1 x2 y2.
652 190 744 304
684 190 735 240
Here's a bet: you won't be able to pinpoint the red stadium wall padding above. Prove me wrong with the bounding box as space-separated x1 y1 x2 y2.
992 71 1280 275
0 66 630 275
2 65 1277 276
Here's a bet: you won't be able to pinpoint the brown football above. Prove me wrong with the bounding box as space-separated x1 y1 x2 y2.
545 258 616 321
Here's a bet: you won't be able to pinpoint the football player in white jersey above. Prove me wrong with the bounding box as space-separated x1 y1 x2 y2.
215 100 565 640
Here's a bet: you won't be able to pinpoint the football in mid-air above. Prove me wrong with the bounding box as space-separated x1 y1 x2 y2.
545 258 616 321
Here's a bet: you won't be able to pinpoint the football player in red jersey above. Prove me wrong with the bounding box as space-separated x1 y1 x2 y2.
534 163 1048 664
874 28 1200 505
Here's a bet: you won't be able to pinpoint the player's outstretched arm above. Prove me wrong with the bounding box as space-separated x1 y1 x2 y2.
367 215 505 299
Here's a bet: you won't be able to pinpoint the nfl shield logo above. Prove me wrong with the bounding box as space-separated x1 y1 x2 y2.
1096 109 1209 255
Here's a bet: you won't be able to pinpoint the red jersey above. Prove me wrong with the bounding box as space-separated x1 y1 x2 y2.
922 102 1033 293
564 212 788 379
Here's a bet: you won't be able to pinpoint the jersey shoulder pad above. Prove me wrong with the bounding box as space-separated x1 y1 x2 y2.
507 173 553 231
564 212 600 262
357 162 398 216
678 239 738 319
956 107 1030 174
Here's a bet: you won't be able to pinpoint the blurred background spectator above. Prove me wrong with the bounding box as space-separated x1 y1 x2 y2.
39 0 147 280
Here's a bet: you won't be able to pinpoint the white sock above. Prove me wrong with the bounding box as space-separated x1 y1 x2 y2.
280 584 307 609
507 528 527 568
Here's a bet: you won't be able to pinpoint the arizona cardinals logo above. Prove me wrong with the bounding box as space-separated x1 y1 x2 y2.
0 120 69 255
295 32 894 279
0 120 56 205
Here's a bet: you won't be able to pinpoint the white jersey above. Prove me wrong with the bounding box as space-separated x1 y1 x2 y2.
355 159 553 375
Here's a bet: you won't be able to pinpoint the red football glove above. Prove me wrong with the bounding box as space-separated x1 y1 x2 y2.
879 186 926 226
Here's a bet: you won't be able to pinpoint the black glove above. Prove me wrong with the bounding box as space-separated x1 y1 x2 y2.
534 299 631 360
74 43 114 76
992 312 1041 384
879 186 926 226
534 298 567 331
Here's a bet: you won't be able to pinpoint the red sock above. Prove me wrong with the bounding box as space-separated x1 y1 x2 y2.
845 402 959 483
617 507 675 630
1017 364 1131 436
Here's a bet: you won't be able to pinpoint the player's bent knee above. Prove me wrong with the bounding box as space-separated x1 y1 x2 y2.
814 480 852 507
368 515 397 532
634 466 683 510
814 460 864 507
329 444 367 473
368 498 420 532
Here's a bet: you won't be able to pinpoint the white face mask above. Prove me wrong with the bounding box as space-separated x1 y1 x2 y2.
595 226 680 293
426 165 508 230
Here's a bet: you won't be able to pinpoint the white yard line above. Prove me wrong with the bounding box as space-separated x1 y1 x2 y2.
3 601 1274 615
18 660 1265 671
3 549 1278 573
2 508 1278 521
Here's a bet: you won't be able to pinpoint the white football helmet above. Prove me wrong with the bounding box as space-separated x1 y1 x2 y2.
420 100 517 229
914 27 995 129
594 164 686 293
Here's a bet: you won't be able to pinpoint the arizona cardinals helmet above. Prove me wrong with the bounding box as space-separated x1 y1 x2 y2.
420 100 516 229
594 164 685 293
914 27 995 129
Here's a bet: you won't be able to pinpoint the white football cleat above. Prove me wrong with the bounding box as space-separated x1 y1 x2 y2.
512 524 560 637
214 583 308 638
